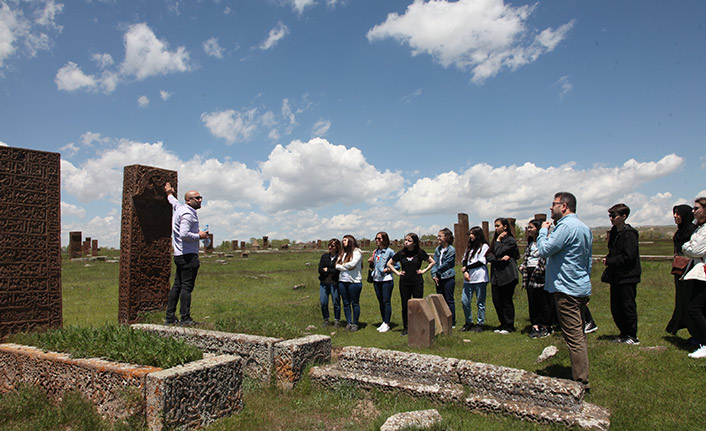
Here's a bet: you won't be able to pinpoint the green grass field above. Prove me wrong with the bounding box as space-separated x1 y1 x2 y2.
2 239 705 430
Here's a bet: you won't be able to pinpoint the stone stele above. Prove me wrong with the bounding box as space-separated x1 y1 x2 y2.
118 164 177 323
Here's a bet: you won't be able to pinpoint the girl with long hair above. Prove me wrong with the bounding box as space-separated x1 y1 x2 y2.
387 233 435 335
335 234 364 332
318 238 341 328
431 227 457 327
520 219 552 338
460 226 490 332
489 218 520 334
368 232 397 333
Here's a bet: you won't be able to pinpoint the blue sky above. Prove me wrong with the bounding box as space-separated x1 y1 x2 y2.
1 0 704 248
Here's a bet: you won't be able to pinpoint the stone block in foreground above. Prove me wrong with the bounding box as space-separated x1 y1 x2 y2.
380 409 443 431
309 346 610 430
273 334 331 389
145 354 243 431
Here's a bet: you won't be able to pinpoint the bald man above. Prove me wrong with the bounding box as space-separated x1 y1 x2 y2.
164 182 208 326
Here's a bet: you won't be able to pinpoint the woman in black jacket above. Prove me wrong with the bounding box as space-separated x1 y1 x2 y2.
318 238 341 327
489 218 520 334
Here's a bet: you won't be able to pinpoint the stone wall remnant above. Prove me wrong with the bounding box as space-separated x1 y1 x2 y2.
0 146 61 338
118 165 177 324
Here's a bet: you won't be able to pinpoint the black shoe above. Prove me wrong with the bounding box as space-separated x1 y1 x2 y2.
538 327 551 338
164 318 177 325
460 323 473 332
529 327 540 339
179 319 199 327
584 321 598 334
401 328 408 336
472 325 484 333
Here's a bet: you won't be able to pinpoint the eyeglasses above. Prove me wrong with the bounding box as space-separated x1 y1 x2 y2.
551 201 563 207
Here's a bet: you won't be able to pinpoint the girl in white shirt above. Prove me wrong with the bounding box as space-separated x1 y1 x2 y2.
460 226 490 332
335 234 364 332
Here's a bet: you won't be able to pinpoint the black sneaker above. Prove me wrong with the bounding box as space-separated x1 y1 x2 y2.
584 321 598 334
164 318 177 325
529 327 540 339
624 336 640 345
401 328 408 336
179 319 199 327
460 323 473 332
538 327 551 338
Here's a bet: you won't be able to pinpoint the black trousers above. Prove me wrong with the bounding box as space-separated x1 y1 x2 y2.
610 282 638 338
400 282 424 330
688 280 706 344
492 281 516 331
166 253 200 322
527 287 552 327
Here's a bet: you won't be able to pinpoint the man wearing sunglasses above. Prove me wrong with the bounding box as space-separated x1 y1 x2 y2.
163 182 209 326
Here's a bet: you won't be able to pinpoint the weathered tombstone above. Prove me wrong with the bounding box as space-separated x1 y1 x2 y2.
426 294 452 335
534 213 547 222
317 239 322 249
482 221 490 243
455 213 469 264
231 240 237 250
69 231 82 258
0 146 62 338
118 165 177 324
91 239 98 255
262 236 268 249
407 299 435 348
82 239 90 255
240 241 246 249
251 239 260 250
205 233 214 254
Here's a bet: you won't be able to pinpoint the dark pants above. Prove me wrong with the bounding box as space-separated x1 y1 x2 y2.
688 280 706 344
527 287 552 327
373 280 394 324
610 283 638 338
436 277 456 325
166 253 199 322
400 282 424 330
492 281 516 331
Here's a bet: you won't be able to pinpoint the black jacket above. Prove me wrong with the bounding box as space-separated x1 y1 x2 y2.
602 224 641 284
488 236 519 286
318 252 339 282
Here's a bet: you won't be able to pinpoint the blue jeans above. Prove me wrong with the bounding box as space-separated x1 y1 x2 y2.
373 280 394 324
436 277 456 325
319 282 341 321
339 282 363 325
462 282 486 325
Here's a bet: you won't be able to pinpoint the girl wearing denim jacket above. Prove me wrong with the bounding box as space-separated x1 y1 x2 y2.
368 232 398 333
431 227 457 327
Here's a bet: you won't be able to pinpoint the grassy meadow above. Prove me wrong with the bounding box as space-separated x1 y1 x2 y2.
2 239 706 430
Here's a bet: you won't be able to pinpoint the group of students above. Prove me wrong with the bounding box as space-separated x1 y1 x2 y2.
316 197 706 360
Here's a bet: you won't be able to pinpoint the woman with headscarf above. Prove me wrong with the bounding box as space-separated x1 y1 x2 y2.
666 204 698 338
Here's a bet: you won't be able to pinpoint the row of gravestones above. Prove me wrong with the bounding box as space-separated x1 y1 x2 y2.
68 232 99 258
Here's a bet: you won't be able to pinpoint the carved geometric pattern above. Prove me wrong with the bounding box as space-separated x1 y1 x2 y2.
0 146 62 338
118 165 177 323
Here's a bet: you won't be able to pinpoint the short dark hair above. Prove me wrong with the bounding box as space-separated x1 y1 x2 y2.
608 203 630 218
555 192 577 213
439 227 454 245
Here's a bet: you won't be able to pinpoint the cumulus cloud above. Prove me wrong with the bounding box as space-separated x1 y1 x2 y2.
396 154 685 226
160 89 171 100
56 22 190 93
260 21 289 50
137 95 149 107
201 108 259 144
0 140 8 146
203 37 223 58
0 0 63 72
61 201 86 217
286 0 315 15
367 0 574 84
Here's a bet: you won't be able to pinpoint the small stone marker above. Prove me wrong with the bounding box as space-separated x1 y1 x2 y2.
380 409 442 431
407 299 435 348
426 294 452 335
536 345 558 363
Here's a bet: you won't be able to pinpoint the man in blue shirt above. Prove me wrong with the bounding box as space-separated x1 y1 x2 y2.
537 192 592 390
164 182 208 326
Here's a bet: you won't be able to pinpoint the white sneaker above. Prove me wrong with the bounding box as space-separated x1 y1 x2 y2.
378 322 390 333
688 345 706 359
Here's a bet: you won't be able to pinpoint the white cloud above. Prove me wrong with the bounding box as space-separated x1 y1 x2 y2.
312 119 331 136
120 23 191 80
92 52 113 68
260 21 289 50
0 140 8 146
201 108 259 144
55 61 97 91
396 154 685 226
80 131 108 146
137 95 149 107
59 142 79 156
556 75 572 99
287 0 315 15
367 0 574 84
160 90 171 100
61 201 86 217
0 0 63 71
259 138 404 211
203 37 223 58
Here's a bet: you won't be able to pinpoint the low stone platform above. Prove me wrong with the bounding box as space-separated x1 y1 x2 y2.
0 343 243 430
132 324 331 387
309 346 610 430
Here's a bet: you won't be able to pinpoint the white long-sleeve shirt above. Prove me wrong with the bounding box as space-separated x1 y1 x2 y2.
168 194 200 256
336 248 363 283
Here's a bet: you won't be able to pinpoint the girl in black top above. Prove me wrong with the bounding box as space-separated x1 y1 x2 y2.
318 238 341 327
489 218 520 334
388 233 435 335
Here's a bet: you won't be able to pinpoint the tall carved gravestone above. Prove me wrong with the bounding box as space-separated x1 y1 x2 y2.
455 213 469 264
0 146 62 338
118 165 177 324
69 231 82 258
